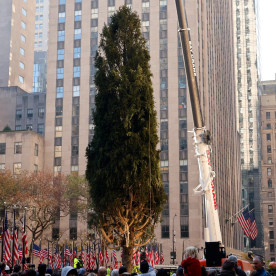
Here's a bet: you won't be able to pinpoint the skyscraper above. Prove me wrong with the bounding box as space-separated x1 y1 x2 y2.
45 0 242 260
233 0 263 254
259 79 276 262
0 0 35 92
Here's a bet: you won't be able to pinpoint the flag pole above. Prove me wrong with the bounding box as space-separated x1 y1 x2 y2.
225 204 249 223
1 205 5 262
11 207 16 269
47 240 49 268
22 208 26 271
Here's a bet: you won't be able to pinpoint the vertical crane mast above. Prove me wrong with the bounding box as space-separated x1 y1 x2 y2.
175 0 222 243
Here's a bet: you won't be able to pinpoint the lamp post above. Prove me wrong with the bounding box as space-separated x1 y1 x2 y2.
172 214 177 264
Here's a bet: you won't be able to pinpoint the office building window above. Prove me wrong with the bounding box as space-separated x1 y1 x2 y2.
74 47 81 58
0 143 6 154
267 145 272 153
21 21 26 29
58 49 65 60
16 109 22 120
269 231 274 239
21 34 26 43
0 164 5 171
13 163 22 175
73 86 80 97
56 87 64 98
74 29 81 40
22 8 27 16
57 68 64 79
58 30 65 41
38 108 45 118
268 205 273 213
18 76 24 84
267 123 271 129
34 164 38 173
269 218 274 226
14 142 22 154
161 225 169 238
34 144 39 156
267 134 271 141
73 66 80 77
15 125 22 130
19 62 25 70
27 109 33 118
270 244 275 253
267 168 272 176
75 10 81 21
268 179 272 188
20 48 25 56
266 112 271 119
58 12 66 23
37 124 44 135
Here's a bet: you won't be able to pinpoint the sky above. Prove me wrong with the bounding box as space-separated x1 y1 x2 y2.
257 0 276 81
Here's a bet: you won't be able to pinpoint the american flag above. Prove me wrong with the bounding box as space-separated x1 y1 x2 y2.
160 251 164 264
4 211 11 263
12 221 19 262
237 208 251 237
55 246 62 269
86 246 91 270
145 247 149 261
65 245 72 257
99 248 104 265
150 250 154 266
137 250 141 264
105 247 109 265
249 211 258 240
22 220 28 255
132 250 137 266
33 243 41 257
91 251 96 270
81 244 85 265
112 249 117 268
154 249 159 265
40 248 48 263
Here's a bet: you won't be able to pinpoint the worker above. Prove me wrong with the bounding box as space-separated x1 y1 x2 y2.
107 266 111 276
74 256 80 269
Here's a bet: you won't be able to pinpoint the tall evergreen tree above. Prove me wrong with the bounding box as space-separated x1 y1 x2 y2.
86 6 166 270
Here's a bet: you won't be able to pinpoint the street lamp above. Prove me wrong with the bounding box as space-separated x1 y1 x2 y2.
172 214 177 264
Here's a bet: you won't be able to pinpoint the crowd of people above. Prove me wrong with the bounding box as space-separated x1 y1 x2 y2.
0 246 271 276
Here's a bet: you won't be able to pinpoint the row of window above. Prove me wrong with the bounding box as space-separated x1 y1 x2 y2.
0 163 38 174
265 111 276 120
0 143 38 155
16 108 45 120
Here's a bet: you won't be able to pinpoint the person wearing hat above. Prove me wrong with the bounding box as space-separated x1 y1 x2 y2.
228 255 246 276
62 266 78 276
78 268 86 276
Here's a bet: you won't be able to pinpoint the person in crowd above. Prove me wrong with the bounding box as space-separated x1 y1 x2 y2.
156 269 167 276
208 269 217 276
111 269 118 276
106 267 111 276
200 266 207 276
220 260 236 276
38 264 47 276
228 255 246 276
119 267 127 276
0 263 6 276
78 269 86 276
98 267 107 276
27 269 37 276
13 265 21 274
252 256 271 276
176 267 184 276
46 269 53 276
140 253 154 273
181 246 201 276
61 267 78 276
139 261 154 276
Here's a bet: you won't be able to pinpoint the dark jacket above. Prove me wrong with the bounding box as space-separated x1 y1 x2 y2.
236 267 246 276
219 270 236 276
254 268 271 276
181 257 201 276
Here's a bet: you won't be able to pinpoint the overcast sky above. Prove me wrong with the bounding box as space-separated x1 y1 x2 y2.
257 0 276 81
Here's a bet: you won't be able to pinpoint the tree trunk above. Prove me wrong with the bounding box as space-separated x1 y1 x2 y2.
122 245 133 273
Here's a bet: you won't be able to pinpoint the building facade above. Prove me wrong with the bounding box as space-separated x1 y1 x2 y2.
232 0 262 254
45 0 242 262
0 86 46 136
260 79 276 262
0 130 44 174
33 0 49 93
0 0 35 92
